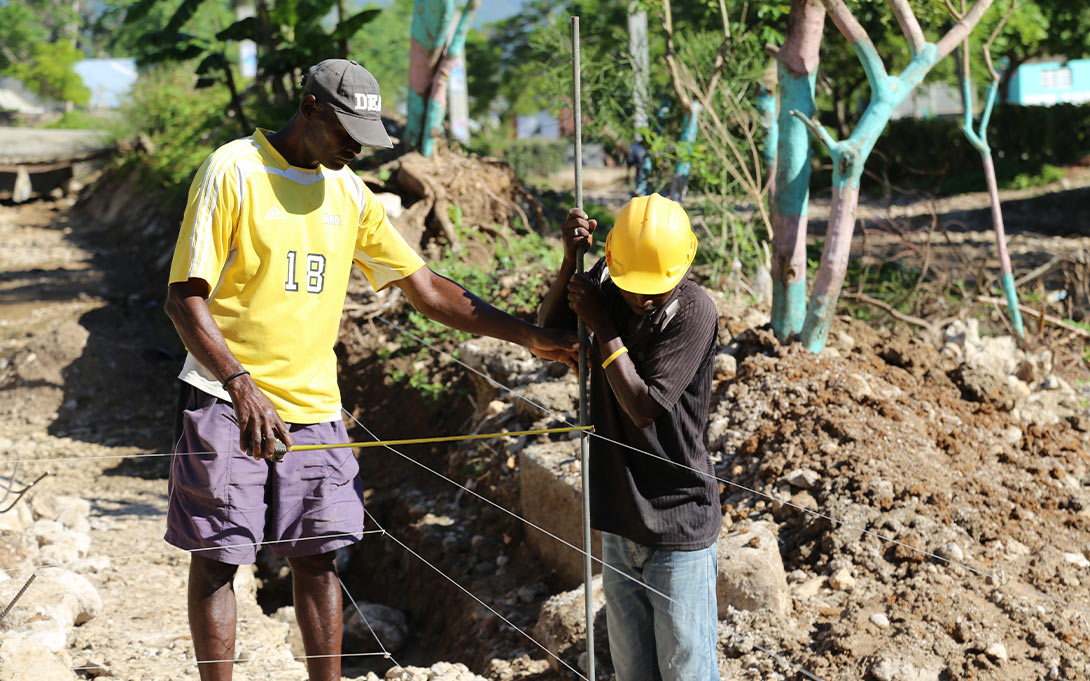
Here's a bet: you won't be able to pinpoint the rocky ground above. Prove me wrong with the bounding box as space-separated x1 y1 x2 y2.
1 159 1089 681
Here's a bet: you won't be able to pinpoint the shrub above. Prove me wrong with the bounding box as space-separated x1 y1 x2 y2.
843 102 1090 195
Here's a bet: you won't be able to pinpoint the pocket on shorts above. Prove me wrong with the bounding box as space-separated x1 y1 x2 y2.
298 447 358 492
171 451 230 505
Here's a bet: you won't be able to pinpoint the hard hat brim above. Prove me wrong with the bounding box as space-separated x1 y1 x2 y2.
611 267 688 296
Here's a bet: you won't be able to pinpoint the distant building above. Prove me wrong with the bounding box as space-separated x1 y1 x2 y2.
891 82 964 119
1006 59 1090 106
73 58 138 109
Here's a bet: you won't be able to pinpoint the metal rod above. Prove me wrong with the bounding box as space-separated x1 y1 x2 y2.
571 14 595 681
0 573 35 622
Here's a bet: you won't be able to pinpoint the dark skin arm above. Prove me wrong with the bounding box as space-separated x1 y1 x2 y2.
393 266 577 367
540 208 663 428
165 279 293 460
538 208 592 330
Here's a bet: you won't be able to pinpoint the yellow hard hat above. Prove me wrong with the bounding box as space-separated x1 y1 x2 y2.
605 193 697 295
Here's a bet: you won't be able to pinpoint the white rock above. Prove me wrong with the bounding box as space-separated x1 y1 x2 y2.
936 542 965 564
20 619 69 653
1003 426 1023 447
374 192 403 219
717 521 790 618
869 612 890 629
794 576 825 599
9 568 103 633
0 498 32 532
714 352 737 376
532 575 606 674
829 567 856 591
784 468 820 490
0 529 38 571
985 641 1008 661
871 658 895 681
1006 538 1030 556
0 635 76 681
1063 552 1090 569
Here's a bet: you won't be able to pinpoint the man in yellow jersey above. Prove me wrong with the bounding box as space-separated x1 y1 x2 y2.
163 59 576 681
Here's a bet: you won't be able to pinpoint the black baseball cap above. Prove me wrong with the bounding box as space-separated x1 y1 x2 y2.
302 59 393 149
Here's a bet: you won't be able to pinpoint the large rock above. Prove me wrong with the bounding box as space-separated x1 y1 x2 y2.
716 520 790 619
519 441 601 588
0 636 76 681
456 338 541 409
343 601 409 652
29 519 90 566
0 529 37 571
380 661 487 680
29 493 91 533
532 575 607 676
0 497 32 533
0 568 102 652
511 381 577 421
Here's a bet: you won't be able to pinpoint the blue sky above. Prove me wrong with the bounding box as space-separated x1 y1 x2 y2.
472 0 527 27
367 0 527 28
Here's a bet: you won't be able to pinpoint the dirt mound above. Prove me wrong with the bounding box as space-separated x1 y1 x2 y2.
709 320 1090 680
373 148 548 266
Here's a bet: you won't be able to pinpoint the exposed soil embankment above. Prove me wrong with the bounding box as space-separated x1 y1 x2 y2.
1 152 1089 681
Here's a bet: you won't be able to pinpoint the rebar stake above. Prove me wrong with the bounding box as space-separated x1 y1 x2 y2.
571 14 595 681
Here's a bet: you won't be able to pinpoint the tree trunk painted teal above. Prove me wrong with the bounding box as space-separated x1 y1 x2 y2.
668 102 700 203
406 0 456 153
756 84 777 198
420 0 478 156
961 75 1025 339
795 39 939 352
794 0 994 353
771 0 824 341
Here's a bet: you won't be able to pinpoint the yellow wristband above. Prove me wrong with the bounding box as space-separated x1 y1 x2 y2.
601 346 629 369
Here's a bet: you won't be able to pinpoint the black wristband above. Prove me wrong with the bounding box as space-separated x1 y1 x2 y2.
222 369 249 388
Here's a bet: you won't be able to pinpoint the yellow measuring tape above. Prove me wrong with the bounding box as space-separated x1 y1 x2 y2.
285 425 594 453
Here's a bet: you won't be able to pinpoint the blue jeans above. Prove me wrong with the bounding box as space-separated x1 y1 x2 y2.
601 532 721 681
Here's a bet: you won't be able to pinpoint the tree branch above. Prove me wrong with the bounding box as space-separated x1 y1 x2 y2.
790 110 838 152
661 0 693 107
821 0 870 45
889 0 926 56
936 0 996 60
983 0 1017 80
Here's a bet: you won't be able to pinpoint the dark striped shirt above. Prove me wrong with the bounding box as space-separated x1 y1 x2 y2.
584 259 721 550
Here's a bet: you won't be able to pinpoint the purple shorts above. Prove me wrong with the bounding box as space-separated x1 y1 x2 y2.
165 384 365 565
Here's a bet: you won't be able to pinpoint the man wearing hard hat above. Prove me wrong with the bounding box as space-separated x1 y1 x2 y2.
539 194 722 681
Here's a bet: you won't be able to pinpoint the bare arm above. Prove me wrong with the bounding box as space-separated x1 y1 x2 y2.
393 267 577 366
566 275 663 428
539 208 595 329
164 279 293 458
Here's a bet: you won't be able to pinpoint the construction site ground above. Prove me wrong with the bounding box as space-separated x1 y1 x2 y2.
1 163 1089 681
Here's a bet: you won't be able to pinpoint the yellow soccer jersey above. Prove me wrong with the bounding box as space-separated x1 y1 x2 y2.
168 129 425 423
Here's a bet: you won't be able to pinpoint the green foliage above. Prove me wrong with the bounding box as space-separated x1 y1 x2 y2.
1007 163 1065 190
6 42 91 105
0 0 89 105
494 139 569 181
348 0 413 108
41 110 119 131
851 101 1090 195
119 0 383 124
688 197 767 282
116 66 233 199
381 214 562 403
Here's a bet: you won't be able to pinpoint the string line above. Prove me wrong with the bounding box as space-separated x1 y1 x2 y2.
0 426 592 465
376 316 1090 617
344 409 824 681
